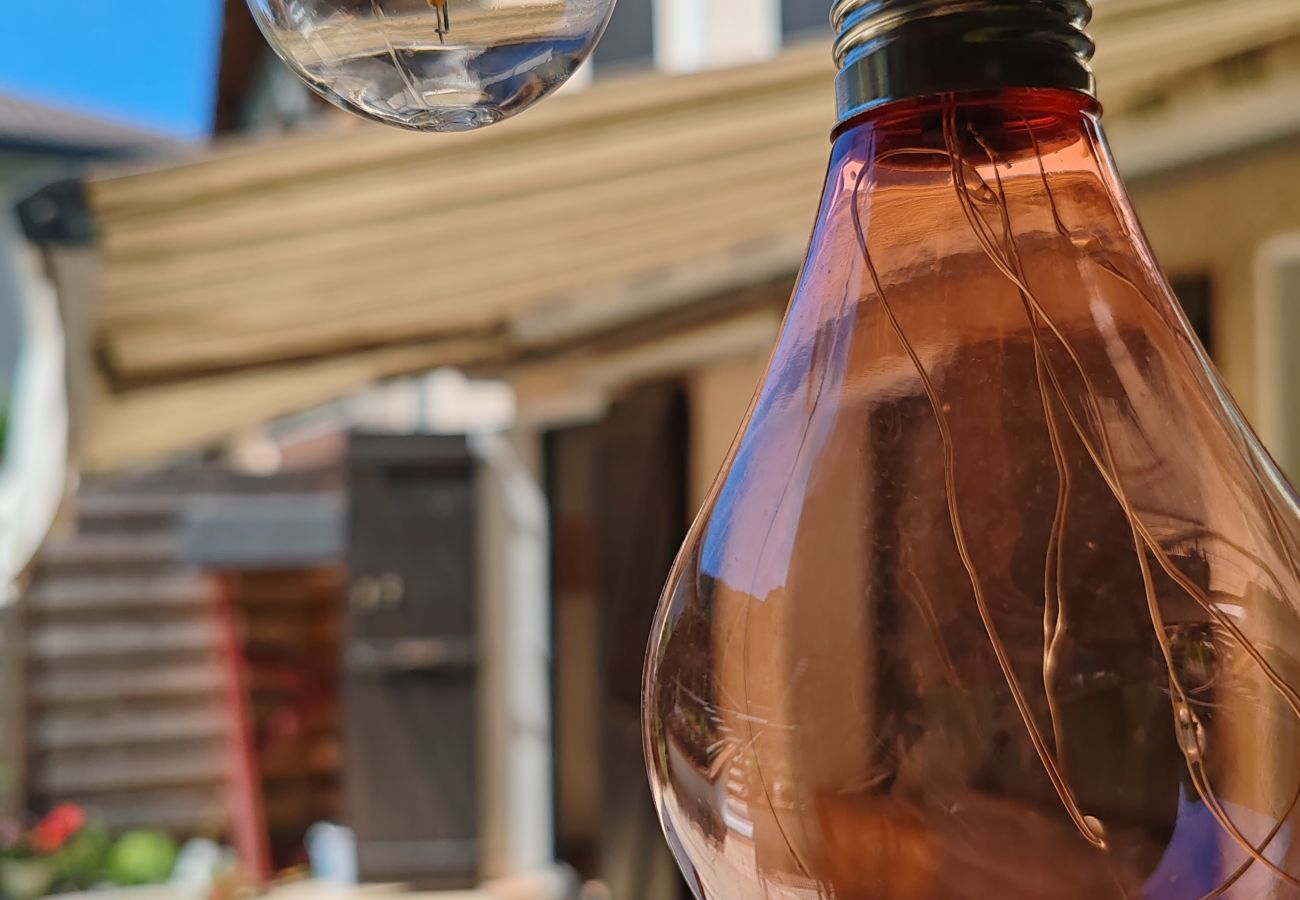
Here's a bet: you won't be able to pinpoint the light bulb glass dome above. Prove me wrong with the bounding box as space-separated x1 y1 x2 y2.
643 88 1300 899
246 0 615 132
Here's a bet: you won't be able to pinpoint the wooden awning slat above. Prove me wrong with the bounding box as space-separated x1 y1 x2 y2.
98 103 830 305
98 81 830 263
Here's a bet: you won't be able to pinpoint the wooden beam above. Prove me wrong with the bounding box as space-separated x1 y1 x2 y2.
1110 70 1300 179
83 336 508 472
508 307 781 430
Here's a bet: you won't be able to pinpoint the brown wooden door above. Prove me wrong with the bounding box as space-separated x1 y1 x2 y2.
344 434 479 887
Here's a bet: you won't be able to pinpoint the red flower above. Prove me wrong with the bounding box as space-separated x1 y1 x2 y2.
29 804 85 855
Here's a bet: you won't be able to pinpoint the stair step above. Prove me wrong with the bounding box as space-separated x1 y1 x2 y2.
36 743 226 794
39 533 180 570
75 492 184 532
25 572 216 615
35 705 226 750
29 619 221 662
32 661 225 704
67 787 229 833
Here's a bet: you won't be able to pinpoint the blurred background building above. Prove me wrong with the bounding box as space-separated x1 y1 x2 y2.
1 0 1300 897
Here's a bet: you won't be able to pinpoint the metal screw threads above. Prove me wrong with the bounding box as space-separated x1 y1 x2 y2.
831 0 1096 126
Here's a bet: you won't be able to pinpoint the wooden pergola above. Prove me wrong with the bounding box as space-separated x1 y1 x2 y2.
49 0 1300 470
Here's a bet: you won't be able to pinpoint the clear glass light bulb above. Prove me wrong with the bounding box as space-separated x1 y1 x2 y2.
643 88 1300 898
246 0 615 132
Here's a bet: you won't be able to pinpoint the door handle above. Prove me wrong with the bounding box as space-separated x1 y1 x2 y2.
350 573 406 613
350 576 382 613
347 638 477 673
378 573 405 610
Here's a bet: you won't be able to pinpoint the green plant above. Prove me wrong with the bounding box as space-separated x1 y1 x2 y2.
105 831 178 887
0 805 114 898
48 827 111 892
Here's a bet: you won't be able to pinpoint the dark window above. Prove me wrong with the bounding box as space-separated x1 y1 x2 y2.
592 0 655 72
546 385 691 897
1172 275 1214 358
783 0 831 41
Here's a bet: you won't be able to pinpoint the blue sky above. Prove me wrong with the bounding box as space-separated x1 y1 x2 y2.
0 0 225 139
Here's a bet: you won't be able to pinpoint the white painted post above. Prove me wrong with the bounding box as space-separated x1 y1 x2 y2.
1256 234 1300 482
473 430 554 879
559 59 594 93
653 0 781 73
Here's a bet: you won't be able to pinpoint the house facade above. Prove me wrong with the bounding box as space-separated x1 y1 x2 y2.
7 0 1300 896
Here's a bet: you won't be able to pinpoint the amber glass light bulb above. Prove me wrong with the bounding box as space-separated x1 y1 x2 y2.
642 55 1300 900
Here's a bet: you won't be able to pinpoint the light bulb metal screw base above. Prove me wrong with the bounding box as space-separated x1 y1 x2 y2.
831 0 1097 127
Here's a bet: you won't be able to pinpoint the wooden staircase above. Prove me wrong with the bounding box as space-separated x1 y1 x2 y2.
22 483 234 837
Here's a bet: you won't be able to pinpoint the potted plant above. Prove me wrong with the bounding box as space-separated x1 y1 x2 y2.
0 805 111 899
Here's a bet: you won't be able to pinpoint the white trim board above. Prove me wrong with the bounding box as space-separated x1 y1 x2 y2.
1256 233 1300 482
654 0 781 73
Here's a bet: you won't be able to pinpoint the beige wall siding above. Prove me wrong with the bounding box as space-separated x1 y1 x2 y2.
1129 137 1300 417
687 351 771 512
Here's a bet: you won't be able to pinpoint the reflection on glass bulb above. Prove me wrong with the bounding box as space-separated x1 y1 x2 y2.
643 90 1300 899
246 0 615 132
